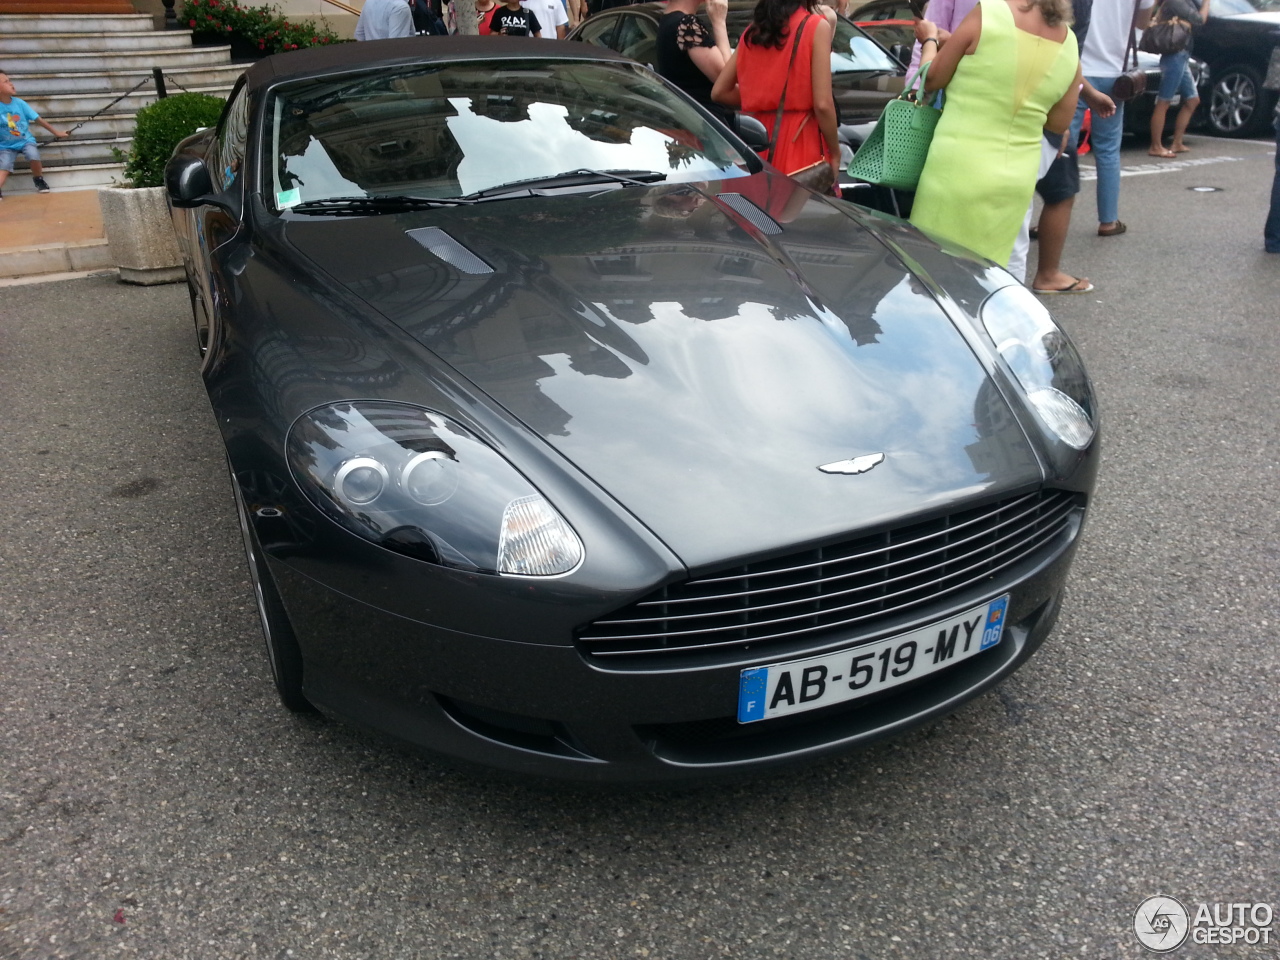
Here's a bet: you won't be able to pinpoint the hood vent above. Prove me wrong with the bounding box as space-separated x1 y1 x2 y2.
716 193 782 235
406 226 494 275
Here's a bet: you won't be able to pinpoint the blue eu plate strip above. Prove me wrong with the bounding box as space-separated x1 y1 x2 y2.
738 668 768 723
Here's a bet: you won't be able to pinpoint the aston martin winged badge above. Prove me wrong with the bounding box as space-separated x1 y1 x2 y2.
818 453 885 475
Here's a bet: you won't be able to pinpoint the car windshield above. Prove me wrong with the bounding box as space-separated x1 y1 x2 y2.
265 59 753 211
1210 0 1280 13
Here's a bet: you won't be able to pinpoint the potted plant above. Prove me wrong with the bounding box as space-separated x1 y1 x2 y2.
100 91 225 285
184 0 344 60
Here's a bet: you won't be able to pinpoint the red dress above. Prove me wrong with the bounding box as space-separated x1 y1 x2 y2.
737 8 828 176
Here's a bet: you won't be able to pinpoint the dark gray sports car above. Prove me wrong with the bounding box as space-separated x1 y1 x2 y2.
166 37 1099 784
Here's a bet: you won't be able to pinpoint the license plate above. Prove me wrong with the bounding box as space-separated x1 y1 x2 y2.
737 595 1009 723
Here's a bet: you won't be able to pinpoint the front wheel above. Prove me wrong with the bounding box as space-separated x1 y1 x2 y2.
1206 65 1264 137
227 459 314 713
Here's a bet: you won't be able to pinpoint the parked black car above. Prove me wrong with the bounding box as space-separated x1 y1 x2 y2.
1195 0 1280 135
165 37 1098 784
567 1 907 170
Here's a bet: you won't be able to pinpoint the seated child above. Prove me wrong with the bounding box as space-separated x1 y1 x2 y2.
1 71 68 197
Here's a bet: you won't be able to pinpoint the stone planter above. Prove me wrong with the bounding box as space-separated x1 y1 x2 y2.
98 185 185 286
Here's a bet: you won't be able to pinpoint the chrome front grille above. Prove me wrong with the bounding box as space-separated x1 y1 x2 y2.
577 490 1082 661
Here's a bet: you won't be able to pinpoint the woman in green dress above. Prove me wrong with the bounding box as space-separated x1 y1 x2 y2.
909 0 1081 269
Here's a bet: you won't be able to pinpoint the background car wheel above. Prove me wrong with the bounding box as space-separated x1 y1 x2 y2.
1207 65 1263 136
227 460 314 713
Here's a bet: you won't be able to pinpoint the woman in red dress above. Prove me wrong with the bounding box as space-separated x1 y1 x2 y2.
711 0 839 184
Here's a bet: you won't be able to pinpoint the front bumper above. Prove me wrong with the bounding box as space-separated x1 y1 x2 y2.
270 509 1083 784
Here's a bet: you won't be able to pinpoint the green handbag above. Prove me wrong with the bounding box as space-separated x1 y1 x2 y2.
847 61 942 192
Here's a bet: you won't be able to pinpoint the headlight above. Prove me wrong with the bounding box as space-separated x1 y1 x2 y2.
287 402 583 577
980 285 1096 449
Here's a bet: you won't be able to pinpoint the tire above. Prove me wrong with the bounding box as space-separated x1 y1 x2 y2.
1206 65 1264 137
227 460 314 713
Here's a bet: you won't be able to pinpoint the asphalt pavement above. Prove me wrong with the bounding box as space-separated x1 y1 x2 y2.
1 134 1278 960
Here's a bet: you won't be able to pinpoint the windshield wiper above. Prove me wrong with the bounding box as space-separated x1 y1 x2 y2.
459 169 667 201
289 195 480 216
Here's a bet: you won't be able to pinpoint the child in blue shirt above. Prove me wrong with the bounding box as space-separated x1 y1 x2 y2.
1 71 68 198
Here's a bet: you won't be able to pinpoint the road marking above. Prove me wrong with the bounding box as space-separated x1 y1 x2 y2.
1079 154 1245 181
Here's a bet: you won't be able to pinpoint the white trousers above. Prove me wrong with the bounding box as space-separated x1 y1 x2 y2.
1007 137 1062 283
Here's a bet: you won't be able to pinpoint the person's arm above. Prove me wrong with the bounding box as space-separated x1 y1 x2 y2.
710 49 741 109
688 1 731 82
1134 0 1155 30
1080 78 1115 119
809 16 841 174
391 0 416 36
529 8 542 36
917 2 980 91
552 1 567 37
35 116 69 138
1045 63 1083 134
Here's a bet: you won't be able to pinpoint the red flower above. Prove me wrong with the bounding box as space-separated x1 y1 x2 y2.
189 17 196 24
226 24 232 29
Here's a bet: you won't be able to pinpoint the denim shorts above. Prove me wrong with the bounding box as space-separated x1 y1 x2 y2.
1158 50 1198 102
0 142 41 171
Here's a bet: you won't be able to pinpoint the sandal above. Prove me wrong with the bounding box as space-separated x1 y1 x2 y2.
1032 276 1094 295
1098 220 1127 237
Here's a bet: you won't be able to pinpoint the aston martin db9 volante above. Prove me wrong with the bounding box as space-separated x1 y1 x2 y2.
166 37 1099 784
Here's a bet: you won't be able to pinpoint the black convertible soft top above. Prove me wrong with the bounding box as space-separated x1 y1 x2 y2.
242 35 630 92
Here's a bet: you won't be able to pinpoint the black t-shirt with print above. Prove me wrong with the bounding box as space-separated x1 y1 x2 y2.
491 5 540 35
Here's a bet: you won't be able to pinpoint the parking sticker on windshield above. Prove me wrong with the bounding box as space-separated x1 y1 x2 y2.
277 187 301 209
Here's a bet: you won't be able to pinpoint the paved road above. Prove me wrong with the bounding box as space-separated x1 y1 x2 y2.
2 135 1278 960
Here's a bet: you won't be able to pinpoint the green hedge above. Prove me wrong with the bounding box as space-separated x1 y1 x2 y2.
121 92 226 189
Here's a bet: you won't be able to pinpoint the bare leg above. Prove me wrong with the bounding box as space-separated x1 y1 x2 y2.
1149 101 1175 157
28 158 44 176
1170 96 1199 152
1031 196 1090 292
0 168 8 191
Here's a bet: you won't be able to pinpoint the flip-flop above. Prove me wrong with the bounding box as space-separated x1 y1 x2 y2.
1032 277 1094 295
1098 221 1127 237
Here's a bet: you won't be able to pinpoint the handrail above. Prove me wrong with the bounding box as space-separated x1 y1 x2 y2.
320 0 361 15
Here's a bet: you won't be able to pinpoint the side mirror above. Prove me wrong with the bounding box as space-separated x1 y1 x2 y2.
732 113 771 152
165 154 218 209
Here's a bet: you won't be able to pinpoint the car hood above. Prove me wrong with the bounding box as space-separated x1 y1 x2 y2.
1220 10 1280 22
285 174 1042 569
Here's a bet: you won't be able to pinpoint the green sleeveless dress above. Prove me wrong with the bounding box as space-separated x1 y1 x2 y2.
909 0 1079 267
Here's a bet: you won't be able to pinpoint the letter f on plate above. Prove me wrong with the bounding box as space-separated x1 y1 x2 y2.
819 453 885 475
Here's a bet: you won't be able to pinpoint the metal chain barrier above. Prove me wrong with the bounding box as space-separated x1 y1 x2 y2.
60 69 199 138
61 73 157 137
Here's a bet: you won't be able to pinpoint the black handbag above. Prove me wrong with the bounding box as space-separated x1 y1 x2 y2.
1112 2 1147 103
1139 15 1191 55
